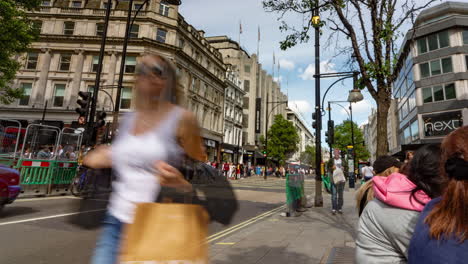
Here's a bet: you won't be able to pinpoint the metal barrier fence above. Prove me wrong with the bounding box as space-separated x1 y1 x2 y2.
0 121 84 196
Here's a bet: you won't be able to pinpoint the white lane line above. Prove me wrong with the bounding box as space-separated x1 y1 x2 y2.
15 196 81 202
0 209 105 226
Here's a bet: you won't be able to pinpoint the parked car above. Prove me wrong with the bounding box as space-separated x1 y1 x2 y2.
0 166 21 211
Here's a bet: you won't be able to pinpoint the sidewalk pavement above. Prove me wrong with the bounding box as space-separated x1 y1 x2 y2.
210 181 359 264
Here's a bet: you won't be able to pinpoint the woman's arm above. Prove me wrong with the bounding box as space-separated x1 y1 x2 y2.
82 145 112 169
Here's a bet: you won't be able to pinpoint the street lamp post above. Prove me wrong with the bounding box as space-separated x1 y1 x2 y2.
312 3 322 207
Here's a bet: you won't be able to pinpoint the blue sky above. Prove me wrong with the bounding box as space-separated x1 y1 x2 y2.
179 0 377 143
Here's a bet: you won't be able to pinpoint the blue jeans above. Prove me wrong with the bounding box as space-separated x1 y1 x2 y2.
91 213 124 264
331 182 345 210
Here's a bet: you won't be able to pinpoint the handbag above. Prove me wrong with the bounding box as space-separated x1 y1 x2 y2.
119 202 210 264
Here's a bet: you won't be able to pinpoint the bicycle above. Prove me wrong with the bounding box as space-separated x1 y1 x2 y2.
70 166 91 197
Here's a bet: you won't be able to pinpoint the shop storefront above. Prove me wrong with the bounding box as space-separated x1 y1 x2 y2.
221 143 236 163
204 139 218 163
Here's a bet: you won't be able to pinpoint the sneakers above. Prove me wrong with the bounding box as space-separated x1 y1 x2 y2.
338 209 343 214
332 210 337 215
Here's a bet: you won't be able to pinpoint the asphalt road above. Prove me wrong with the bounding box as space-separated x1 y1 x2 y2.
0 176 304 264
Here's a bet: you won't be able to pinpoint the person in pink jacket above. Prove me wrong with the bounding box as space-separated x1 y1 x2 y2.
355 145 446 264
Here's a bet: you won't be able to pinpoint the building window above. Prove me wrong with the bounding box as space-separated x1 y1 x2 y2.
53 84 65 107
244 65 251 73
96 23 104 36
466 56 468 71
124 56 136 73
41 1 51 6
71 1 82 8
419 57 452 78
416 30 450 55
422 83 456 103
26 52 38 70
244 80 250 92
19 83 32 106
403 126 411 144
120 87 132 109
134 3 144 10
92 56 99 72
33 20 42 33
463 30 468 45
59 54 72 71
129 25 139 38
410 120 419 141
63 21 75 35
178 38 185 49
102 1 113 9
159 1 170 16
156 29 167 43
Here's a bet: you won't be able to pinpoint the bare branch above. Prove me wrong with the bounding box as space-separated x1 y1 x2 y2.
350 0 374 63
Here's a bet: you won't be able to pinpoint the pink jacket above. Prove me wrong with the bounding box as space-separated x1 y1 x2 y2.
372 172 431 212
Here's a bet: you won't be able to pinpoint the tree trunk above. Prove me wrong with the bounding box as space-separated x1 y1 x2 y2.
375 89 391 157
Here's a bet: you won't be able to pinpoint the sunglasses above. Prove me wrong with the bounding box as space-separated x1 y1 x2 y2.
135 63 167 79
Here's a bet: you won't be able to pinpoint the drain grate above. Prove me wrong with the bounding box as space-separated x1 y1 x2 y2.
325 247 355 264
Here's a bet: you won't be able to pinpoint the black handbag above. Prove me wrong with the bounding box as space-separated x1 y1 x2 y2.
159 156 239 225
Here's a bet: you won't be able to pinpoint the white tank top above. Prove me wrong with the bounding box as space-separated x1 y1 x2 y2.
108 107 183 223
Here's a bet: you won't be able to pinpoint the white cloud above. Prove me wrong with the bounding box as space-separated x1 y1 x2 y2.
273 75 283 83
340 99 372 116
299 60 336 81
288 100 312 114
279 59 295 70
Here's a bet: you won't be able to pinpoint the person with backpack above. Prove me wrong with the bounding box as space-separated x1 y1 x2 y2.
408 126 468 264
361 162 374 182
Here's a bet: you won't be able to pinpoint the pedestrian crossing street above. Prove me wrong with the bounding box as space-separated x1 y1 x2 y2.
229 175 316 192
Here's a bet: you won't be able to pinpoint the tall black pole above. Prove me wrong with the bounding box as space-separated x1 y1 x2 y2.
350 102 356 188
328 101 332 158
89 1 112 145
313 8 323 207
264 92 269 180
112 0 135 134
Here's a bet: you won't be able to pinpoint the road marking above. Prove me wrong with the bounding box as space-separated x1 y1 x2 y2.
15 196 81 202
0 209 105 226
207 205 285 243
206 205 284 240
216 242 235 245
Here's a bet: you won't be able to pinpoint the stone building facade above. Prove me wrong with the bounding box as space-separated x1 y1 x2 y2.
286 108 314 164
3 0 227 161
221 71 245 164
206 36 288 165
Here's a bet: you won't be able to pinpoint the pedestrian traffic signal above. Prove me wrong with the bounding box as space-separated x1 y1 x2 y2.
312 111 317 129
327 120 335 145
263 150 267 157
96 111 107 128
75 91 91 123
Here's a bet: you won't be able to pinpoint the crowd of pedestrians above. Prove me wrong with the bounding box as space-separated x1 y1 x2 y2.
352 126 468 264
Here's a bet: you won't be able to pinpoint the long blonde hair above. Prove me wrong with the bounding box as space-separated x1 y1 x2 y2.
356 167 397 215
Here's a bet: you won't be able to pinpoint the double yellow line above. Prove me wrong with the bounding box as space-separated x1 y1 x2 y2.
206 205 286 243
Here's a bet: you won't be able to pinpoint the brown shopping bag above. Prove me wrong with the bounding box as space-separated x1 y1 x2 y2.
119 202 210 264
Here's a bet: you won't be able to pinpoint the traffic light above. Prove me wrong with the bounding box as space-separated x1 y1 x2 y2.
327 120 335 145
96 111 107 128
312 111 317 129
325 131 330 144
263 150 267 157
75 91 91 124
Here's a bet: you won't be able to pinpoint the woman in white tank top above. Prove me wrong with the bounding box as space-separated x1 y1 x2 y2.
83 54 206 264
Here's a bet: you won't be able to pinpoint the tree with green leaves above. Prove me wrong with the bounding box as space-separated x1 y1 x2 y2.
263 0 437 156
299 145 316 167
0 0 41 104
263 114 300 165
332 120 369 162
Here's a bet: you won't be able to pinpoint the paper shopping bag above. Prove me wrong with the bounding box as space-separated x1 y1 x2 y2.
119 203 210 264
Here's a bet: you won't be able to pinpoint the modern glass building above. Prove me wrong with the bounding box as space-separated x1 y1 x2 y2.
390 1 468 155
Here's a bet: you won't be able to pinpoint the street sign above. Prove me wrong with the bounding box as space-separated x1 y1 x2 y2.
348 159 354 173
